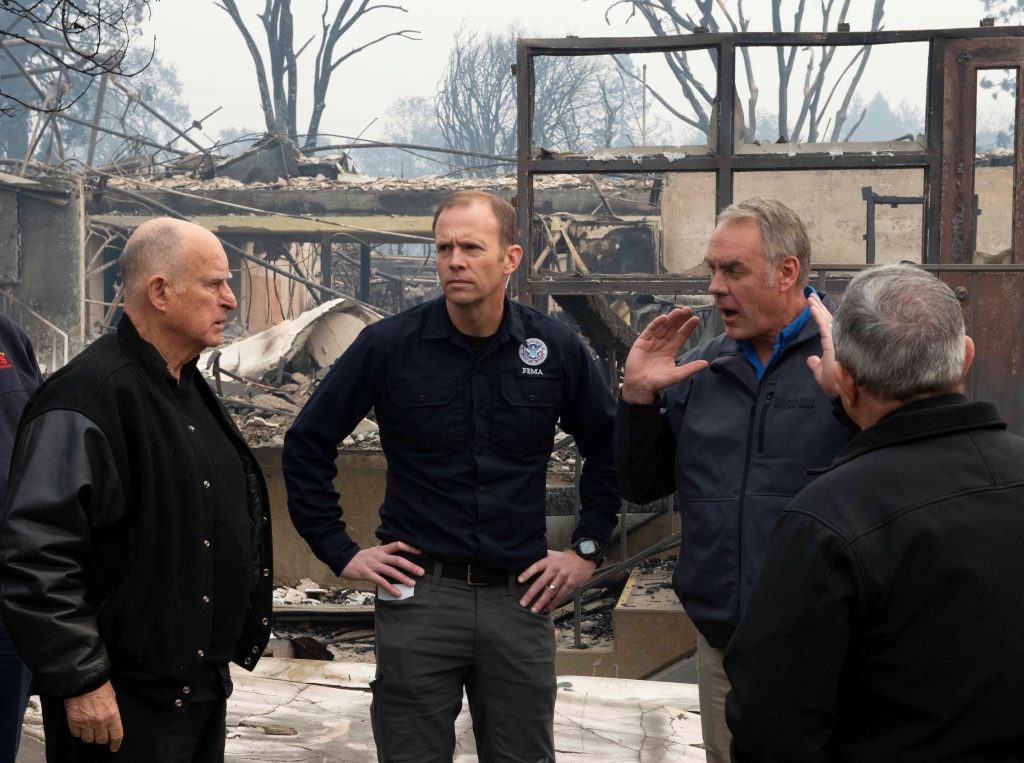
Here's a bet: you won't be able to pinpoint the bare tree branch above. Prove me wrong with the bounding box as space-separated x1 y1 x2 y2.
216 0 277 134
221 0 418 150
605 0 888 144
829 0 885 141
1 1 153 116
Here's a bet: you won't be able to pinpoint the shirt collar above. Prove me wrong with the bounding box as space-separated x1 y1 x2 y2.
117 313 200 389
422 295 525 346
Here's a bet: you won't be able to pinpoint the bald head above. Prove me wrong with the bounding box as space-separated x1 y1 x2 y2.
120 218 222 302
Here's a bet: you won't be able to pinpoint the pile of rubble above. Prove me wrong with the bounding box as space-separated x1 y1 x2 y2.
109 169 657 195
270 580 377 663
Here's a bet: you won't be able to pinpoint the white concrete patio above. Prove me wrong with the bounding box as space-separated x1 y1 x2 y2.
19 658 706 762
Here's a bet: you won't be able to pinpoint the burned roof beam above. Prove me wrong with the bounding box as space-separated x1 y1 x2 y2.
518 25 1024 57
553 294 637 360
101 184 388 314
303 140 514 164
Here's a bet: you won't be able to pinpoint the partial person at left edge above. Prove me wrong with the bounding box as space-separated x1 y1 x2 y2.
0 218 273 763
0 315 42 763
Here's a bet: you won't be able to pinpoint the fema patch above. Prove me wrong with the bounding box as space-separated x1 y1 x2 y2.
519 338 548 366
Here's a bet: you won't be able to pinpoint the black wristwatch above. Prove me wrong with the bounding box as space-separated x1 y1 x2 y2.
571 537 604 564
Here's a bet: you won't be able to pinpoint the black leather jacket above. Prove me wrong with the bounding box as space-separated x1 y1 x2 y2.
0 316 273 708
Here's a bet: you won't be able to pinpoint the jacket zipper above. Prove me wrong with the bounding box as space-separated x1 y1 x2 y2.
732 316 821 622
757 391 775 454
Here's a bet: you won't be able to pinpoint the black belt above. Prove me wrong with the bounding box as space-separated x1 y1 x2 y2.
416 556 510 586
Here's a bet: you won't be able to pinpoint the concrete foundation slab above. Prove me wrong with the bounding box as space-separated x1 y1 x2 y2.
18 658 706 761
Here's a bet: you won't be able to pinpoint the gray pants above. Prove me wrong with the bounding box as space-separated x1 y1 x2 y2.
371 565 556 763
697 633 732 763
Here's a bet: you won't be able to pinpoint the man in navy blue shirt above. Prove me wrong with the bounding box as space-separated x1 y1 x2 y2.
283 190 619 762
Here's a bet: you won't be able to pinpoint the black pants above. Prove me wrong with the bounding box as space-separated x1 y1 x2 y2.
41 687 226 763
0 618 31 763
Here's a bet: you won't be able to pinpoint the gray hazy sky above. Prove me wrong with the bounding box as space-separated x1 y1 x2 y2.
145 1 1005 148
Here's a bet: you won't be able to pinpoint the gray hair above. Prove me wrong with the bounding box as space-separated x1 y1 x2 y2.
119 218 187 296
717 197 811 287
832 264 966 401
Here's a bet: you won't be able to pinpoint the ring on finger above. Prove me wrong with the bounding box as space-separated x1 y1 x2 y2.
546 583 558 591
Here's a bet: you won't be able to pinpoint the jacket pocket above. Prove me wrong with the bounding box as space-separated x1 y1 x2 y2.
493 377 562 455
674 498 739 628
95 551 138 617
383 377 465 452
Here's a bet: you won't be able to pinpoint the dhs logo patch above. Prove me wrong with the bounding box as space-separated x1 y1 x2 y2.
519 338 548 366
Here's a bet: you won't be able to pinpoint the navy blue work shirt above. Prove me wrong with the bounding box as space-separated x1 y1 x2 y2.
283 295 620 575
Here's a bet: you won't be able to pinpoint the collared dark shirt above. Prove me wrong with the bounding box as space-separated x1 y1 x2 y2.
284 296 619 574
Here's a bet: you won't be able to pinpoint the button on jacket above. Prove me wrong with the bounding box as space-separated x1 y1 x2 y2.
284 296 619 574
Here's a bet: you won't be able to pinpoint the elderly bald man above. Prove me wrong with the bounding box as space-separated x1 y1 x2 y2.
0 218 273 762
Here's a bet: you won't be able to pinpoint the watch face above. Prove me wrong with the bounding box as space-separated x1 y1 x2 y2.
578 539 597 556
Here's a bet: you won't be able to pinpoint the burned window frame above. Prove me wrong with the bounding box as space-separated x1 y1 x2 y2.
513 27 1024 301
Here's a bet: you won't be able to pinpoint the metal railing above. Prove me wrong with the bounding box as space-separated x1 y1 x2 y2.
0 289 70 373
558 527 681 649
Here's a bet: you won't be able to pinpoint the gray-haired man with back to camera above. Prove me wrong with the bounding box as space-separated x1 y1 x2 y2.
726 263 1024 760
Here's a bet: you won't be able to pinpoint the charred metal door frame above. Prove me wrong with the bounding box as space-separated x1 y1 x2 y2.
937 38 1024 434
940 37 1024 264
514 26 1024 432
514 26 1024 299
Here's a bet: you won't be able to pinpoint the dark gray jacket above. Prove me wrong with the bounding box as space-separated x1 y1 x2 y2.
615 308 850 646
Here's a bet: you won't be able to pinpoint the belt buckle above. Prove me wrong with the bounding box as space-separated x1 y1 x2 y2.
465 563 488 586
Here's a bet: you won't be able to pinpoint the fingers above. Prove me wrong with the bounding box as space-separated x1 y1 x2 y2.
342 545 425 593
517 559 545 583
71 717 123 751
65 682 121 748
518 559 556 612
386 541 421 556
72 721 95 744
109 715 124 752
677 358 710 379
662 307 697 333
519 577 564 614
807 293 833 339
673 314 702 345
379 542 424 579
639 307 696 345
519 550 598 612
373 575 406 599
372 563 419 593
67 717 122 749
